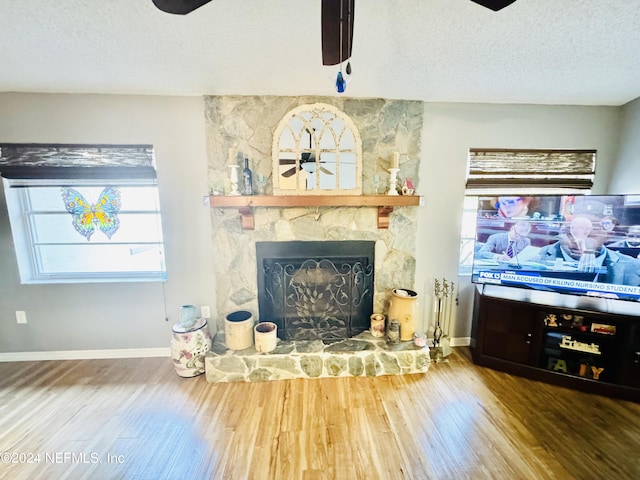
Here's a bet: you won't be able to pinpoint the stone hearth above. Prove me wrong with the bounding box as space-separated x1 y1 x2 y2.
204 331 430 383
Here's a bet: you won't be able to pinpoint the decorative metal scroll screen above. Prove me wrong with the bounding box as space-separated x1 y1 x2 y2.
256 241 374 341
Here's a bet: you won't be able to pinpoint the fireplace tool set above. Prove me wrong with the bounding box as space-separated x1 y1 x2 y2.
432 277 455 363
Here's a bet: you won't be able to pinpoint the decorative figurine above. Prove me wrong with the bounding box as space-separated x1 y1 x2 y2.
401 178 414 195
545 313 558 327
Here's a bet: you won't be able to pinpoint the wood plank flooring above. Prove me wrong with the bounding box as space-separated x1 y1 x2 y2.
0 348 638 479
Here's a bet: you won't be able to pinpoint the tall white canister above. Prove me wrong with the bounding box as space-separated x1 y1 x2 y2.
225 310 254 350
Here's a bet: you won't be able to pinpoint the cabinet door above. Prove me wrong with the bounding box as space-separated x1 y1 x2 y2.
626 352 640 388
481 301 537 364
621 326 640 388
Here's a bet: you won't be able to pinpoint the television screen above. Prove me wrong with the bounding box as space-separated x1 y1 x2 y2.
471 194 640 302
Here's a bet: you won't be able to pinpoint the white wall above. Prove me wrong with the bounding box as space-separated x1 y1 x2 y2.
415 103 622 340
0 93 215 353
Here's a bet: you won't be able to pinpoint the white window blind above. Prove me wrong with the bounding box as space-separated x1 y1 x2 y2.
459 148 596 275
466 149 596 194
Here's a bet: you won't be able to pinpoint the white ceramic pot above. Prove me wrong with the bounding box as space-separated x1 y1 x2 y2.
254 321 278 353
225 310 254 350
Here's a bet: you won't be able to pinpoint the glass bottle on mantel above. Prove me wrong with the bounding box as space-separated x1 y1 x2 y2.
242 157 253 195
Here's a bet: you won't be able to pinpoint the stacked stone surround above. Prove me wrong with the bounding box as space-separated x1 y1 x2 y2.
205 331 430 383
205 95 424 331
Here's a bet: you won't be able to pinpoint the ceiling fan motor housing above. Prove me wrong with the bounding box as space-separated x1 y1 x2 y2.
470 0 517 11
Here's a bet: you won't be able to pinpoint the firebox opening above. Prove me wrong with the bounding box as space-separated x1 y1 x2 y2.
256 241 375 342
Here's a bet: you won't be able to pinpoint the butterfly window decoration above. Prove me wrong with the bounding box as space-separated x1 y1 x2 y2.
60 187 122 241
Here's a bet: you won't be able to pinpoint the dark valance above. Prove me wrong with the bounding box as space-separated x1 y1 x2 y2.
0 143 156 180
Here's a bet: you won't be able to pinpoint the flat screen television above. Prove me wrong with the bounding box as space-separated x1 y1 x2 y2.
471 194 640 303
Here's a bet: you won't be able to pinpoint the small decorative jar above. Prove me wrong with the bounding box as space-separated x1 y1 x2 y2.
178 304 197 329
387 319 400 344
254 321 278 353
370 313 386 338
413 332 427 347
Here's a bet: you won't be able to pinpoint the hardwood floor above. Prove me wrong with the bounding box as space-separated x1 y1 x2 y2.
0 348 638 479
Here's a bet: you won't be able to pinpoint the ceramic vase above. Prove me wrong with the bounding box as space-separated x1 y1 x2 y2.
179 304 197 329
224 310 254 350
254 321 278 353
387 288 419 341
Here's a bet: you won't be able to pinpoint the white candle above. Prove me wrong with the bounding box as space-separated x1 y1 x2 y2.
391 152 400 169
228 147 238 165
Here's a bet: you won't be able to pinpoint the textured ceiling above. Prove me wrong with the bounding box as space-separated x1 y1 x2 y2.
1 0 639 106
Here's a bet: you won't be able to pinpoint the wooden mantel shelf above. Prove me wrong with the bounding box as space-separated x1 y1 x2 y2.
209 194 423 230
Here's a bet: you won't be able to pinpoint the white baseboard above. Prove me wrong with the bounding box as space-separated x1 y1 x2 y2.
0 347 171 362
427 336 471 347
450 336 471 347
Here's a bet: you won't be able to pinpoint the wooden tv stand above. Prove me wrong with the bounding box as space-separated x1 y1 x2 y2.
471 288 640 402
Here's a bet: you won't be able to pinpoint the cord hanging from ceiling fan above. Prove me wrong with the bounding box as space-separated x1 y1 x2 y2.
336 0 353 93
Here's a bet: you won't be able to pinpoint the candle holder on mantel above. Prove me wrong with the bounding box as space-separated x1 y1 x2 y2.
227 165 240 196
387 168 400 196
387 152 400 196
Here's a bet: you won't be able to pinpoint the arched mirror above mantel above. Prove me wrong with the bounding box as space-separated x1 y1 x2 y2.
272 103 362 195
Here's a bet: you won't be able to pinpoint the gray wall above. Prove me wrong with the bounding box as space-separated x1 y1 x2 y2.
0 93 215 353
609 97 640 193
0 93 635 354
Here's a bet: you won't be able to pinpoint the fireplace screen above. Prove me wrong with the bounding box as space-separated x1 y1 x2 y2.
256 241 374 341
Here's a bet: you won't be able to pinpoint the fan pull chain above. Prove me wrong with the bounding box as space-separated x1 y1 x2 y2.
335 0 347 92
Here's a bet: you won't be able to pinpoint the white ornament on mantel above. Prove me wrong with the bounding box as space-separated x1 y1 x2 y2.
228 164 240 195
387 168 400 196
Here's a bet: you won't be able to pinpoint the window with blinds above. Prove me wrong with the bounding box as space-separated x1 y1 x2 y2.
459 148 597 275
1 144 166 284
466 149 596 194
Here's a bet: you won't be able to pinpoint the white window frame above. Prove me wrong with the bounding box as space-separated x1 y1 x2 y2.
4 178 166 284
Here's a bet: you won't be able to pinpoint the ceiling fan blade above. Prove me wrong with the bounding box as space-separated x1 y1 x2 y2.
469 0 517 11
322 0 355 66
279 159 297 165
281 167 298 178
152 0 213 15
319 167 334 176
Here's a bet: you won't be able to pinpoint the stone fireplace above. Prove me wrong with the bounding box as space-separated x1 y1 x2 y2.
205 95 423 333
203 95 429 383
256 240 374 341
